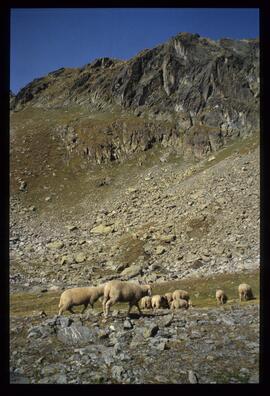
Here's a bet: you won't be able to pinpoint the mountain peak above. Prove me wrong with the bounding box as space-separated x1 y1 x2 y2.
11 32 259 163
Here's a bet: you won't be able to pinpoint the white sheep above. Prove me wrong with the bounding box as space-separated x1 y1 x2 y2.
172 289 190 301
151 295 169 309
215 289 227 304
58 285 104 315
238 283 254 301
170 298 189 310
102 280 152 317
140 296 152 309
164 292 173 304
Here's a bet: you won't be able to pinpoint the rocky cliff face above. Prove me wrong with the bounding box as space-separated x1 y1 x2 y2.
11 32 259 163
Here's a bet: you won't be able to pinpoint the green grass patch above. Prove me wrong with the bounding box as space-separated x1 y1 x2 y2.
10 291 60 317
10 270 259 318
152 269 259 308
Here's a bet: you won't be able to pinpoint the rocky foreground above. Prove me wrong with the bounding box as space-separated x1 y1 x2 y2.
10 302 259 384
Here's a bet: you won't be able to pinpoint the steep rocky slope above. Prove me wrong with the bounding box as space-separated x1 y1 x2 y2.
10 132 259 291
11 33 259 166
10 32 260 291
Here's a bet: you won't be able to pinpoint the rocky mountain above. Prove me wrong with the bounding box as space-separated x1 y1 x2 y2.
11 32 259 164
10 32 260 384
10 30 260 287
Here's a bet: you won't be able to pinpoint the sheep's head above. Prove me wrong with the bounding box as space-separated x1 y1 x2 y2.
165 293 173 303
161 296 169 308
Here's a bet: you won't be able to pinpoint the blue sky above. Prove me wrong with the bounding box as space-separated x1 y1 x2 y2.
10 8 259 94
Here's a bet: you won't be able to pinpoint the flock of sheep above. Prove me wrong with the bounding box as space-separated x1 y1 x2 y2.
58 280 254 318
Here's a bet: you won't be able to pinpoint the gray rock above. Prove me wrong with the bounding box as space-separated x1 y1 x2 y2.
159 235 176 243
221 317 235 326
149 263 162 271
38 373 67 384
113 342 122 355
111 310 120 317
156 329 172 339
90 224 114 235
56 316 73 327
176 319 187 328
57 324 98 345
75 252 87 263
116 263 129 273
248 373 259 383
98 329 110 339
67 225 78 232
53 373 68 384
160 313 174 327
27 324 55 339
121 264 142 278
19 181 27 191
60 255 74 265
239 367 250 376
150 337 169 350
47 241 64 250
155 245 166 255
188 370 199 384
123 319 133 329
10 373 30 384
89 373 107 384
41 363 67 377
143 324 159 338
111 365 125 382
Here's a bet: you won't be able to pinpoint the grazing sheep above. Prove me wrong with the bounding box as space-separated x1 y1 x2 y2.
58 285 104 315
164 292 173 304
238 283 254 301
216 289 227 304
172 289 190 301
170 298 189 310
151 295 169 309
140 296 152 309
102 280 152 317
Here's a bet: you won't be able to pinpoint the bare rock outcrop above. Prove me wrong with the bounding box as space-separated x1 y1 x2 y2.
10 33 259 163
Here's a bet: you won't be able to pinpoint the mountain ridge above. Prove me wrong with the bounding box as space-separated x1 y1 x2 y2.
10 33 259 168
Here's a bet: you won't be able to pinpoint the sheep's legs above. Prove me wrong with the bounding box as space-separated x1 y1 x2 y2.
105 298 116 317
127 302 142 316
127 303 133 316
59 305 75 315
135 302 143 315
81 303 88 314
103 297 109 316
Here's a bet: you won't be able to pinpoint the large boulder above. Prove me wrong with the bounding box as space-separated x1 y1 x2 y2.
120 264 143 278
57 324 99 346
90 224 114 235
